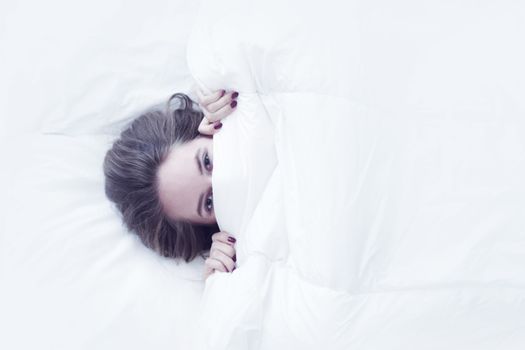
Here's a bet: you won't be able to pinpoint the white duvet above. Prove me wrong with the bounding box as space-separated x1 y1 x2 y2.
187 0 525 349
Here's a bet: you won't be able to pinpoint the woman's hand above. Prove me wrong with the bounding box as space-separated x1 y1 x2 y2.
196 88 239 136
203 231 237 280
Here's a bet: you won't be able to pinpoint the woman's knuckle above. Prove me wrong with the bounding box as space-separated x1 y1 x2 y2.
213 240 223 249
216 242 224 252
208 104 218 113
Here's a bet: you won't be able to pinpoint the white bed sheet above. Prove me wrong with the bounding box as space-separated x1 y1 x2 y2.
0 1 207 349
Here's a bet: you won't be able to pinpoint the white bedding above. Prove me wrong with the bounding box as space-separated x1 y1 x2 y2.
187 0 525 348
1 0 524 349
0 1 207 349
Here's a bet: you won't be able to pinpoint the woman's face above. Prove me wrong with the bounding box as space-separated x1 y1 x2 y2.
157 136 215 225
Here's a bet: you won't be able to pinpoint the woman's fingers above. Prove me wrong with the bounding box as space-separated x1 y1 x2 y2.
204 258 226 275
196 89 239 127
203 100 238 123
195 89 239 137
203 231 237 279
210 241 235 258
197 117 222 136
211 231 236 247
209 249 236 272
196 88 225 107
205 91 238 113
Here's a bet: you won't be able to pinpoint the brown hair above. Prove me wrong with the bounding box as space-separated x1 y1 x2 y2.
103 93 217 262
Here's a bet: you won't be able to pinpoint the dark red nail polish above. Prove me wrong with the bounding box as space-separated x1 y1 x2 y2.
232 91 239 99
228 236 236 243
230 100 237 108
233 255 236 262
233 267 236 271
214 122 222 129
220 90 225 97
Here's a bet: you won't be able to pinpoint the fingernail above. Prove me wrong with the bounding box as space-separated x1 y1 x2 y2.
228 236 236 243
232 91 239 99
233 255 236 262
220 90 225 97
214 122 222 129
233 267 236 271
230 100 237 108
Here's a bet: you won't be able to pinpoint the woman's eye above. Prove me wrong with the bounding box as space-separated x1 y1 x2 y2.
204 153 212 171
205 194 213 212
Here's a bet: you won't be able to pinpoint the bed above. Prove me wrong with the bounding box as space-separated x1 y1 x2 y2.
1 0 524 349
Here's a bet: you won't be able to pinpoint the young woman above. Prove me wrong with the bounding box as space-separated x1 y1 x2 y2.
103 89 238 280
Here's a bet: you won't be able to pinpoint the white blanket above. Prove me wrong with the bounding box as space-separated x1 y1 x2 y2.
187 0 525 349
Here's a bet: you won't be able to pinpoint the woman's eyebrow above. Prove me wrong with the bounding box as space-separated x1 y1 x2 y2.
195 148 205 217
195 148 203 175
197 193 203 217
